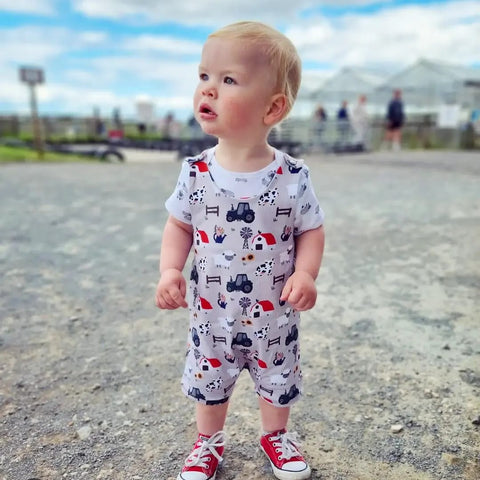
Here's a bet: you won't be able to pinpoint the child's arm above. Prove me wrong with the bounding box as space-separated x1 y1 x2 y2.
280 225 325 311
155 215 193 310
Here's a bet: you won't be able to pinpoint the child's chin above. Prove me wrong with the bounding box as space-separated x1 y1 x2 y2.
201 125 220 137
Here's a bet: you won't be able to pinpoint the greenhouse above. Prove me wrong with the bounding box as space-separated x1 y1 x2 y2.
304 58 480 122
304 67 386 116
374 59 480 117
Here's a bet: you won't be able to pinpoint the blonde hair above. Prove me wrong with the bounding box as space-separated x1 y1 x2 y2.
208 21 301 118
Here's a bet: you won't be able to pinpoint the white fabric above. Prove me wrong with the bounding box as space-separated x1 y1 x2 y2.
165 147 324 236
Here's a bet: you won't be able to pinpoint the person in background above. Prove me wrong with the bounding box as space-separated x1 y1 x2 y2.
385 89 405 151
351 95 369 150
162 112 175 140
155 20 325 480
312 104 328 151
336 100 350 145
315 105 327 122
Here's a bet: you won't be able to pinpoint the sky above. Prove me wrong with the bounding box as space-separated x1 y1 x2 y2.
0 0 479 121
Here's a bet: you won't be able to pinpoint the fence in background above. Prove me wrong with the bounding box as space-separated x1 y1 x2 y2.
0 114 478 151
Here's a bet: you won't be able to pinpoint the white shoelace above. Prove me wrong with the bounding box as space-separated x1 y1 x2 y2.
270 431 302 460
184 431 226 468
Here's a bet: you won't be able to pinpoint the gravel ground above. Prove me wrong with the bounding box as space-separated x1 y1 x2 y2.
0 150 479 480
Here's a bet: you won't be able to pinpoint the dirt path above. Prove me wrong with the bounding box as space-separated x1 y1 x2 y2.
0 151 479 479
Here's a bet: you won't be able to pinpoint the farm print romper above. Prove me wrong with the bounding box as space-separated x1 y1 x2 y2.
165 148 324 407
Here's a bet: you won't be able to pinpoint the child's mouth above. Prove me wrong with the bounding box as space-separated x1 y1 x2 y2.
199 104 216 116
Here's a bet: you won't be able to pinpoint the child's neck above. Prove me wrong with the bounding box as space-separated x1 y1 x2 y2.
215 140 274 173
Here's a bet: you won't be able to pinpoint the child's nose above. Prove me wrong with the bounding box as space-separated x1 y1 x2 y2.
202 83 217 98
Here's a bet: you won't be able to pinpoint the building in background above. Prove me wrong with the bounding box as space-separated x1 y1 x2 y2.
306 67 386 117
374 59 480 120
301 58 480 125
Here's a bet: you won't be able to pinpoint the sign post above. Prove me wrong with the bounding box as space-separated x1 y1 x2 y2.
19 66 45 159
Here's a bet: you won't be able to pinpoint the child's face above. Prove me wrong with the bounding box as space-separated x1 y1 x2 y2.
193 37 277 140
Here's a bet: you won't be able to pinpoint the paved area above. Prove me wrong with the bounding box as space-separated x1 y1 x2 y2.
0 150 479 480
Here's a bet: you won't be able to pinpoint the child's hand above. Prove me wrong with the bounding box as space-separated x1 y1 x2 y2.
280 271 317 311
155 268 188 309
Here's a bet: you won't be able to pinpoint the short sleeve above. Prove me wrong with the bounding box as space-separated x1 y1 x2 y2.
293 166 324 235
164 160 192 224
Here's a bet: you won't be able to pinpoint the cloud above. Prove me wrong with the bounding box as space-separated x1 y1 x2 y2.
0 26 109 67
0 28 66 66
289 1 480 69
123 35 202 56
87 55 198 90
71 0 399 25
0 81 28 109
0 0 56 15
41 84 192 118
72 0 315 25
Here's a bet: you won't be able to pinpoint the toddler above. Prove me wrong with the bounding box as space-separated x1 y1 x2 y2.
156 21 325 480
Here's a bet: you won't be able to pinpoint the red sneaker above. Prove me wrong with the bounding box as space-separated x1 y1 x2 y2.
260 429 311 480
177 431 225 480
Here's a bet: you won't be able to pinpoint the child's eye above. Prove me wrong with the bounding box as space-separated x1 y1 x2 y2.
224 76 236 85
199 73 209 81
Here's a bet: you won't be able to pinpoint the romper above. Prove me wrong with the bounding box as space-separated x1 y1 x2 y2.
169 149 323 407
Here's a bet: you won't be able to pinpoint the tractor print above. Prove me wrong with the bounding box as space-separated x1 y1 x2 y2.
226 202 255 223
226 274 253 294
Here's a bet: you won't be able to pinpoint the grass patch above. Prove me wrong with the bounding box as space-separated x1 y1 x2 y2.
0 146 98 163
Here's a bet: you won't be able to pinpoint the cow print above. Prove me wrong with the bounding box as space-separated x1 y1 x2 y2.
254 323 270 339
255 259 274 276
205 377 223 392
189 185 206 205
258 188 278 206
198 321 211 336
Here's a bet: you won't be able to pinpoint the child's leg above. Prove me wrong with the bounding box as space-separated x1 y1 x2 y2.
178 403 229 480
196 401 229 435
258 398 311 479
252 321 310 478
258 397 290 432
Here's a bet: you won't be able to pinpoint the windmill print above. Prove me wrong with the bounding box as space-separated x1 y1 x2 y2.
240 227 253 249
239 297 252 316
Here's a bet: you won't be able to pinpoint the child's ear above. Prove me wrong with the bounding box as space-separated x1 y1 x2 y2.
264 94 287 126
